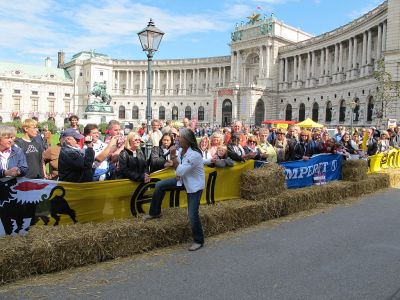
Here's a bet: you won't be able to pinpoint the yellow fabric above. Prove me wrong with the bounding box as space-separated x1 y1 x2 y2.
296 118 324 128
38 161 255 225
368 148 400 173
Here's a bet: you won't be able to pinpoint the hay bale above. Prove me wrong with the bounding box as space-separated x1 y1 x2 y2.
342 159 368 181
1 171 398 285
240 163 286 200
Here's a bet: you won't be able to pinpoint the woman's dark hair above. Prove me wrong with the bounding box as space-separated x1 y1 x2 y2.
69 115 79 121
180 128 202 155
159 132 174 148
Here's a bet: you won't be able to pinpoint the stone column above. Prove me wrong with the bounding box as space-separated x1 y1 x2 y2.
259 46 264 78
382 21 387 52
183 69 187 95
205 68 209 93
116 71 120 93
197 68 200 94
283 57 288 89
361 31 367 76
131 71 134 95
236 52 241 82
170 70 174 95
166 70 169 95
320 49 325 78
266 46 270 78
337 43 344 82
377 23 382 59
347 39 353 79
126 71 130 94
157 70 161 95
325 47 329 75
298 54 302 88
352 37 358 78
140 71 143 95
230 52 235 81
279 59 284 83
179 70 183 95
311 51 316 77
223 67 226 87
293 56 298 83
367 30 372 65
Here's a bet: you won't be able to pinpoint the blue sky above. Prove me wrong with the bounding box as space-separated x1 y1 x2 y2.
0 0 385 65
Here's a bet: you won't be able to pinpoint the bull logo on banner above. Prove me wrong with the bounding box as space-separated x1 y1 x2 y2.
0 178 77 235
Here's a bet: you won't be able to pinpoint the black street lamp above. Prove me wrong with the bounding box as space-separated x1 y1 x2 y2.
137 19 165 158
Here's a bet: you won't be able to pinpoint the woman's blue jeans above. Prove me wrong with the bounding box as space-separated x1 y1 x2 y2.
187 189 204 245
148 178 204 244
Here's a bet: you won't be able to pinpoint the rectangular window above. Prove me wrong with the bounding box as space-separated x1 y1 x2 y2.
32 98 38 111
32 91 38 95
14 89 20 94
48 100 55 113
64 93 70 98
13 97 21 111
80 72 83 76
64 101 70 113
49 92 55 97
100 71 103 76
0 88 2 93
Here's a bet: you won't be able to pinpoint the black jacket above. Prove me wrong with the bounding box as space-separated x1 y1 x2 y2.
58 146 95 182
149 146 169 173
117 148 148 181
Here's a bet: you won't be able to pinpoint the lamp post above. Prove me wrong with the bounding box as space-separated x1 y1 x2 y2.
137 19 165 158
350 101 357 134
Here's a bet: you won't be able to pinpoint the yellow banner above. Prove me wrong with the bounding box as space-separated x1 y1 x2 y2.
368 148 400 173
21 161 254 226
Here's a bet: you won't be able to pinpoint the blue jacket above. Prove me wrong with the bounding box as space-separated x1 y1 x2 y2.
0 145 28 178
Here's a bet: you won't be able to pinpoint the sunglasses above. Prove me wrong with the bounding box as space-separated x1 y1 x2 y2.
248 141 257 144
131 138 141 142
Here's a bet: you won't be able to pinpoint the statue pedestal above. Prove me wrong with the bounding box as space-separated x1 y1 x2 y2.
84 103 115 124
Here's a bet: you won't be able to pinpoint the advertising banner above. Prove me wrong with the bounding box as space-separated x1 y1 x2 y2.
0 161 255 236
279 154 343 189
368 148 400 173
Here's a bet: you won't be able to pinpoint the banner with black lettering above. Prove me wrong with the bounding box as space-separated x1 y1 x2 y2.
279 154 343 188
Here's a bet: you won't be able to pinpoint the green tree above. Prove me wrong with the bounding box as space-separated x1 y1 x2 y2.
373 58 400 128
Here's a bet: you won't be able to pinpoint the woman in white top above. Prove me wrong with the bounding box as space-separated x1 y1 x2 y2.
143 128 205 251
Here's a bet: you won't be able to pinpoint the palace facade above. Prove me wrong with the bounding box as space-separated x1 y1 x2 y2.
0 0 398 128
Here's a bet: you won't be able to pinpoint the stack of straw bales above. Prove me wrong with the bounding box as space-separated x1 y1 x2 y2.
240 163 286 200
342 159 368 181
1 167 400 285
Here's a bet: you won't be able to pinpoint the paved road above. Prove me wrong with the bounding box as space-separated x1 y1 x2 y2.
1 188 400 300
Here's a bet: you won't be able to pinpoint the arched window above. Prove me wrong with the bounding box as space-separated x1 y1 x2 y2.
47 117 55 122
367 96 374 121
285 104 292 121
132 105 139 119
353 98 360 122
325 101 332 122
0 116 3 123
339 100 346 122
254 99 265 126
63 118 69 124
172 106 179 120
198 106 205 121
159 106 165 120
119 105 126 119
222 99 232 127
299 103 305 122
312 102 319 122
185 106 191 120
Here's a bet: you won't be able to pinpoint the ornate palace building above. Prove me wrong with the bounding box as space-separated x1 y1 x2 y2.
0 0 398 128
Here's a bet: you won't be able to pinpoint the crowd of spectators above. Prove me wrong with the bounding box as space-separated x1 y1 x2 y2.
1 114 400 184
